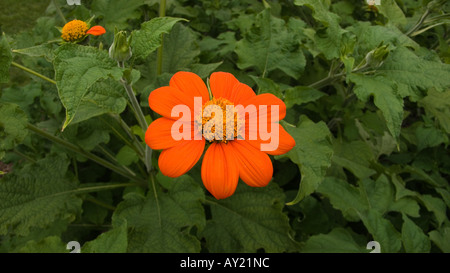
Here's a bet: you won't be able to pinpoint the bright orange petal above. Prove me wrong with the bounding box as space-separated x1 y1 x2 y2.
245 124 296 155
145 117 185 150
230 140 273 187
86 25 106 36
170 71 209 103
158 139 205 178
201 143 239 199
242 93 286 122
148 86 195 120
228 82 256 105
209 72 240 100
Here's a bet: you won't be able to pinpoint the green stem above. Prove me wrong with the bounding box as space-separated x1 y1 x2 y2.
13 149 37 163
11 62 56 85
150 173 162 227
156 0 167 75
406 8 430 36
27 123 147 186
85 195 116 211
52 0 67 24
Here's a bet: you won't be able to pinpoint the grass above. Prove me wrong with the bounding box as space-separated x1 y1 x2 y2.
0 0 50 34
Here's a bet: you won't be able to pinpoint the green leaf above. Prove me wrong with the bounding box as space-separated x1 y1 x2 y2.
235 9 306 79
360 210 402 253
15 236 67 253
131 17 188 61
281 116 333 205
69 79 127 125
92 0 145 30
318 177 366 221
0 32 12 83
418 194 447 227
331 140 376 179
401 214 431 253
12 43 55 62
113 175 205 252
284 86 326 108
419 89 450 134
377 0 407 28
302 227 368 253
0 102 28 159
53 44 123 130
202 183 299 252
189 62 223 79
82 219 128 253
158 23 200 73
0 155 82 236
429 227 450 253
249 76 283 98
415 123 448 151
294 0 345 59
348 73 404 139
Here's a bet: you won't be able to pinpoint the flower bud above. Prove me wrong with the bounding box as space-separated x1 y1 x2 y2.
109 28 132 62
364 44 389 68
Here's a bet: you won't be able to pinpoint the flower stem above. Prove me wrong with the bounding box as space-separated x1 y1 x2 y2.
52 0 67 24
406 8 430 36
26 123 147 186
156 0 167 75
11 62 56 85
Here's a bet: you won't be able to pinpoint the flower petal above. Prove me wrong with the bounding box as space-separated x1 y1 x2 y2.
86 25 106 36
242 93 286 122
170 71 209 103
210 72 240 100
145 117 181 150
229 82 256 105
158 139 205 178
201 143 239 199
245 124 296 155
148 86 196 120
230 140 273 187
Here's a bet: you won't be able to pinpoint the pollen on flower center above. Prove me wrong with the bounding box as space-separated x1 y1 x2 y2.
61 19 88 42
199 97 243 143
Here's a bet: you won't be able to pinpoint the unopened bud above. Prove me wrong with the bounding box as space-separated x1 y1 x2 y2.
109 28 132 62
364 44 389 68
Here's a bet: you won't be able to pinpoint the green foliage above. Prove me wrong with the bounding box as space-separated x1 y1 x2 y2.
1 0 449 254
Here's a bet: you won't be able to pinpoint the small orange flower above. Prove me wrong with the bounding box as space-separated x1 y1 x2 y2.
145 72 296 199
61 19 106 42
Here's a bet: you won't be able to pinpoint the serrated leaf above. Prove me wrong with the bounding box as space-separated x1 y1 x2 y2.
82 219 128 253
348 73 404 140
53 44 123 129
92 0 145 30
377 0 407 28
419 89 450 134
12 43 55 61
302 227 368 253
360 210 402 253
284 86 326 108
112 175 205 252
294 0 345 59
202 183 299 253
281 116 333 205
131 17 187 60
0 155 82 236
15 236 67 253
0 102 28 159
418 194 447 227
429 227 450 253
401 214 431 253
235 9 305 79
317 177 366 221
331 140 376 179
0 33 12 83
70 79 127 125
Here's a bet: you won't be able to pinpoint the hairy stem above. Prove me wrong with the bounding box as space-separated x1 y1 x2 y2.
156 0 167 75
27 123 147 186
11 62 56 85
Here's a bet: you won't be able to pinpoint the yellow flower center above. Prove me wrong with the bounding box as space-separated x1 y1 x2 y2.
61 20 88 42
199 97 243 143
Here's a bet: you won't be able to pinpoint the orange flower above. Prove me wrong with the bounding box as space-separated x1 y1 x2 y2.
61 19 106 42
145 72 295 199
